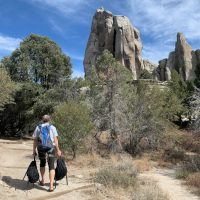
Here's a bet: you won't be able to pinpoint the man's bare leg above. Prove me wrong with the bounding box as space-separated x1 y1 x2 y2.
49 169 55 190
40 167 45 184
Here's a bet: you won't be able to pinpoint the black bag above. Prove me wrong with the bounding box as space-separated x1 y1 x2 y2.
23 156 39 184
55 157 68 187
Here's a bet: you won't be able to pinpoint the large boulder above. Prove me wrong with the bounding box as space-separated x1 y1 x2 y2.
175 32 196 80
158 32 199 81
84 8 144 80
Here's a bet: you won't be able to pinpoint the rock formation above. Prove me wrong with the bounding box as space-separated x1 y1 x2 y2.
143 59 157 74
84 7 144 80
157 32 200 81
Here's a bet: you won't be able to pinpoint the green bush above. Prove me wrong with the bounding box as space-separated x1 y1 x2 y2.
176 155 200 181
140 69 153 79
94 162 137 188
176 170 190 179
53 102 93 158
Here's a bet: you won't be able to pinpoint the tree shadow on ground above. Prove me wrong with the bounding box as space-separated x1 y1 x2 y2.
2 176 47 191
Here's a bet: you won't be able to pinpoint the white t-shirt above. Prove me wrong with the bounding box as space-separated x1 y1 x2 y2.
32 123 58 145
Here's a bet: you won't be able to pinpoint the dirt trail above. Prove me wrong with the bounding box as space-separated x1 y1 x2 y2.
140 167 200 200
0 139 96 200
0 139 199 200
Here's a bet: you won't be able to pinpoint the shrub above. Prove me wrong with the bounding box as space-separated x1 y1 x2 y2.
183 155 200 173
194 64 200 88
176 170 190 179
132 180 169 200
94 162 138 188
140 69 153 79
176 155 200 180
53 101 94 158
186 173 200 189
163 147 185 163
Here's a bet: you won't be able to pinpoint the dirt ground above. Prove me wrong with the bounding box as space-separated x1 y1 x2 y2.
0 139 199 200
0 139 97 200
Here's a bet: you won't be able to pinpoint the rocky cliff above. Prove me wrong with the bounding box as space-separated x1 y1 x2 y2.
157 32 200 81
84 8 144 80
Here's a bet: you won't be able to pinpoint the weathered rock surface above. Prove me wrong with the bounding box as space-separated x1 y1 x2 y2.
84 8 144 80
158 32 200 81
143 59 157 73
157 59 168 81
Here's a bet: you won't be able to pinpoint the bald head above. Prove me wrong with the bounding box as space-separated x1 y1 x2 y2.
42 115 51 123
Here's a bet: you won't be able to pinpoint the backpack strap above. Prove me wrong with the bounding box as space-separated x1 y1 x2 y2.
66 174 68 185
46 124 52 135
38 124 52 135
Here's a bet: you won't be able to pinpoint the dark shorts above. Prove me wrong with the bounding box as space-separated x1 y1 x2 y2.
38 148 56 170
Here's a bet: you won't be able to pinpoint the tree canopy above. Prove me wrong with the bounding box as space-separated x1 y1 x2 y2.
0 34 73 136
0 67 17 110
2 34 72 89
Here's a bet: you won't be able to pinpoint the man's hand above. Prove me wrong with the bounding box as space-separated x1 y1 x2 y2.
33 151 37 157
56 149 62 157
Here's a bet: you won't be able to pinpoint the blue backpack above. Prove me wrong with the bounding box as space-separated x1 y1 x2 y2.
37 124 54 153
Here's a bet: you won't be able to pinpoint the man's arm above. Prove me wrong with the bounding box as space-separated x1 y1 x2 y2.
33 138 37 155
32 126 38 155
54 136 62 157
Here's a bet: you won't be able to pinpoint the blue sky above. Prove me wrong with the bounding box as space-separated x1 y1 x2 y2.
0 0 200 78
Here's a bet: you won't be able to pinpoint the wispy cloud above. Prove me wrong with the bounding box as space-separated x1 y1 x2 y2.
30 0 90 22
125 0 200 63
0 34 21 52
49 19 65 34
32 0 88 14
65 51 84 61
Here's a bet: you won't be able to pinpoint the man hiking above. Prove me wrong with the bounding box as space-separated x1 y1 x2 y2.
32 115 62 192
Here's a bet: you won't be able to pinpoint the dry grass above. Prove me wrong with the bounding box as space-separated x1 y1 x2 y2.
132 180 169 200
165 130 200 153
177 131 200 153
186 173 200 195
94 162 138 188
69 152 105 168
134 157 152 172
86 186 128 200
70 150 170 200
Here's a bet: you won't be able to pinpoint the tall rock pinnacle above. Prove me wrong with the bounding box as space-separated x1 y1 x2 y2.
83 8 144 79
157 32 199 81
